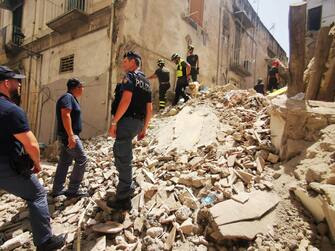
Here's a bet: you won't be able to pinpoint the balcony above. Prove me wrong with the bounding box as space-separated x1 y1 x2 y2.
0 0 23 11
230 58 252 77
1 25 25 56
46 0 90 33
232 0 255 29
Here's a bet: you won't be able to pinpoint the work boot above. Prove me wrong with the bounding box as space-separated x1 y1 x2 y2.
107 197 132 211
64 190 89 198
50 190 65 198
36 234 66 251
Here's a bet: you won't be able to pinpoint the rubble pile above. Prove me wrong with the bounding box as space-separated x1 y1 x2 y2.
0 88 295 250
290 124 335 243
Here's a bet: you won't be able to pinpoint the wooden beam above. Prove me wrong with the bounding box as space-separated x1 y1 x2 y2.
317 26 335 101
305 26 332 100
288 2 307 97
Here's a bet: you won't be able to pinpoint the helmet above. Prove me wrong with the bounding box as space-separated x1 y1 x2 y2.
171 53 179 61
188 45 194 51
157 59 165 66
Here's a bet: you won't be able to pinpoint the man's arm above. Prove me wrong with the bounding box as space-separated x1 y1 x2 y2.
138 102 153 140
186 62 191 77
109 90 133 138
14 131 41 173
61 108 76 148
147 73 157 80
112 90 132 123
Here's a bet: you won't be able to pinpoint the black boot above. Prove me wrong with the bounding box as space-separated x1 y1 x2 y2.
107 197 132 211
36 234 66 251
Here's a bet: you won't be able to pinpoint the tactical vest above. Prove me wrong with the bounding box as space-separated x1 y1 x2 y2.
176 59 186 78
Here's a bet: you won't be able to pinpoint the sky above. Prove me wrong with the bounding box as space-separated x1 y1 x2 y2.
248 0 293 54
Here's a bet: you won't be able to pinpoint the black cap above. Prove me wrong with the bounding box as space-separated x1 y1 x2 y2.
123 51 142 61
0 66 25 81
67 78 84 90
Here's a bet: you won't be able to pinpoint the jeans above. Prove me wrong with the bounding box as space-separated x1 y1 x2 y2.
113 117 143 200
52 136 88 194
0 157 52 246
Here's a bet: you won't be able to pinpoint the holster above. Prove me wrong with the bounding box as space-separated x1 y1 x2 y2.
9 149 34 178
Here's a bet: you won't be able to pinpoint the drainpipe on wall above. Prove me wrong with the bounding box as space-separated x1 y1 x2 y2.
106 0 116 127
25 0 38 120
216 2 224 85
35 54 43 138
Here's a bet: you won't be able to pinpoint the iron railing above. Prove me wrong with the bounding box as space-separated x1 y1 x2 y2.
46 0 90 23
0 25 24 47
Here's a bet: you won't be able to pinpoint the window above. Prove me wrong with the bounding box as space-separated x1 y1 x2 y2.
59 54 74 73
189 0 204 27
308 6 322 31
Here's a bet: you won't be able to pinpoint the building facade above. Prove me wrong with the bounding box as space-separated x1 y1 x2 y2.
0 0 287 144
305 0 335 62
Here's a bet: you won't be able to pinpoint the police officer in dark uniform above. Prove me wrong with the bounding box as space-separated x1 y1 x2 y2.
108 51 153 211
186 45 199 82
171 53 191 106
148 59 170 110
0 66 65 250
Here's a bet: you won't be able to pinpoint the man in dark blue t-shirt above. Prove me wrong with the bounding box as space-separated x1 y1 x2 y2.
108 51 153 211
0 66 65 250
52 78 88 198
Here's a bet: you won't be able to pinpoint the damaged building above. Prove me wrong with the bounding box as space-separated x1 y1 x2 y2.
0 0 287 144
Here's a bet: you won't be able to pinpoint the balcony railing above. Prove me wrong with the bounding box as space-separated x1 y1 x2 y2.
46 0 90 23
0 25 25 55
230 56 252 77
46 0 91 33
0 0 23 11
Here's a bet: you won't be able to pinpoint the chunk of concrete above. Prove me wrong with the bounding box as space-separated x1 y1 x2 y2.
0 232 30 251
322 200 335 242
214 209 276 240
294 188 325 222
92 221 123 234
210 191 279 226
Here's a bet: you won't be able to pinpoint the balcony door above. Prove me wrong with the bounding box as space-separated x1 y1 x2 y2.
67 0 86 12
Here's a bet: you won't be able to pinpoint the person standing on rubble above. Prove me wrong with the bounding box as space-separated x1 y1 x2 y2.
254 78 265 95
0 66 65 251
148 59 170 110
267 60 280 92
186 45 199 82
108 51 153 211
171 53 191 105
52 78 88 198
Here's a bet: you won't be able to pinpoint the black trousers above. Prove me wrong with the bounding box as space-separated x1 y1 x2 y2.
159 83 170 109
190 67 198 82
173 78 189 106
268 77 278 92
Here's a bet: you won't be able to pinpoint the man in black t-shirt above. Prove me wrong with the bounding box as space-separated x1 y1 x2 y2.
108 51 153 211
0 66 65 250
52 78 88 199
268 65 279 92
186 45 199 82
148 59 170 109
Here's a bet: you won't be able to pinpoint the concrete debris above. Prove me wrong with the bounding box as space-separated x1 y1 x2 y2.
0 87 291 250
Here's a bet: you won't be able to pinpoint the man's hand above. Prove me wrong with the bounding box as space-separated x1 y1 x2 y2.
33 162 41 174
137 128 146 141
109 125 117 138
68 135 76 149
